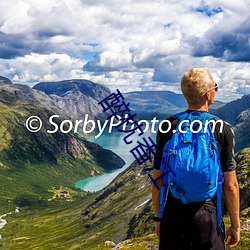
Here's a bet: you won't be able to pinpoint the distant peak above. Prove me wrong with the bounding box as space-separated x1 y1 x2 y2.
0 76 12 85
32 79 111 100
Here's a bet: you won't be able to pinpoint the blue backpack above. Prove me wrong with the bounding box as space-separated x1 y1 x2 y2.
158 111 223 229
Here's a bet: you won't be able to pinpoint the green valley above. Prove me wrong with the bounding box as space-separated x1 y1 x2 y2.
0 149 249 249
0 82 124 214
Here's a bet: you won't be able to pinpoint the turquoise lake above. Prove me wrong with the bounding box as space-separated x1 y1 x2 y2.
75 129 155 192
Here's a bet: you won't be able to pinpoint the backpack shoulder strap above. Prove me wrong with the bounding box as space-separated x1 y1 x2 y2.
201 112 217 120
173 111 189 121
174 111 217 121
201 112 223 230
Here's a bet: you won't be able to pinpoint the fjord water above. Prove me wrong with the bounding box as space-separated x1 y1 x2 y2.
75 129 155 192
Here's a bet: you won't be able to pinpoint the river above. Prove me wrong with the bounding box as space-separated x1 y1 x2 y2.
75 129 155 192
0 208 19 239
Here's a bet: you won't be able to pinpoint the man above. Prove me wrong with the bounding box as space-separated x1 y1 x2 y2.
152 68 240 250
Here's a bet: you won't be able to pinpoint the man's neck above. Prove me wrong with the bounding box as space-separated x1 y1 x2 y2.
187 103 209 112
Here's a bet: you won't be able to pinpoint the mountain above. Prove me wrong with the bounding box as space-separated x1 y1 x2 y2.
234 108 250 152
122 91 249 124
1 148 249 249
33 79 111 122
123 91 249 152
0 77 248 249
124 90 187 110
0 75 12 85
0 80 124 212
124 90 186 120
33 80 225 122
209 100 225 110
33 78 249 151
212 95 250 152
123 91 224 119
235 148 250 214
213 94 250 126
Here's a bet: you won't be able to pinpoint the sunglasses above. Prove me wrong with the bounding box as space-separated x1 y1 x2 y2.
203 83 218 95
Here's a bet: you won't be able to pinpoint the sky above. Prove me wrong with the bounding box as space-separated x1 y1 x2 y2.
0 0 249 102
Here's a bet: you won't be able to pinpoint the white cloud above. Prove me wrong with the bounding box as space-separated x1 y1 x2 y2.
0 1 31 34
0 0 249 101
0 53 87 85
69 69 154 93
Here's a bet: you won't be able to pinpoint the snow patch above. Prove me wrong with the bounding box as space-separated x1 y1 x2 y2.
138 185 145 190
134 199 150 210
0 208 20 238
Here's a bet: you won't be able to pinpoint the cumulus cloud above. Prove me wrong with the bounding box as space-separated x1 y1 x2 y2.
193 18 250 62
0 0 249 101
0 53 87 85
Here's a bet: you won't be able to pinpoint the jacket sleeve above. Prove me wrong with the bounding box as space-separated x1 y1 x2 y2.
220 122 237 172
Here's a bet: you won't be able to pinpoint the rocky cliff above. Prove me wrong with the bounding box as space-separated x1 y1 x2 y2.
212 95 250 152
235 148 250 214
33 79 111 122
0 75 12 85
213 94 250 126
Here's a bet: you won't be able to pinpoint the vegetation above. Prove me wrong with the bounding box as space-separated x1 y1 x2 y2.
235 148 250 214
1 205 249 250
0 82 249 249
1 155 249 249
0 84 123 214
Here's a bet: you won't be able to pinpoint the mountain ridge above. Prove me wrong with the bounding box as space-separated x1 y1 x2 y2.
3 76 250 152
213 94 250 125
0 81 125 212
33 79 111 122
0 76 12 85
212 94 250 152
32 79 226 122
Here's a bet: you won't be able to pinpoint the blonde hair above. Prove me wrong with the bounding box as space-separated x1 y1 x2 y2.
181 68 214 104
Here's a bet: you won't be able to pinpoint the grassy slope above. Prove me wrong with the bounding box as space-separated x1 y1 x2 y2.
0 156 102 212
0 160 153 249
0 87 118 214
0 199 89 250
1 153 249 249
235 148 250 213
235 110 250 152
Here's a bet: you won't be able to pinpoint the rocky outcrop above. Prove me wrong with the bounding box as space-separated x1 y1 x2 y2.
213 94 250 125
234 109 250 152
235 148 250 213
33 79 111 121
0 76 12 85
83 140 125 171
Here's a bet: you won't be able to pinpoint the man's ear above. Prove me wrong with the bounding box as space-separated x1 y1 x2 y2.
204 92 209 100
